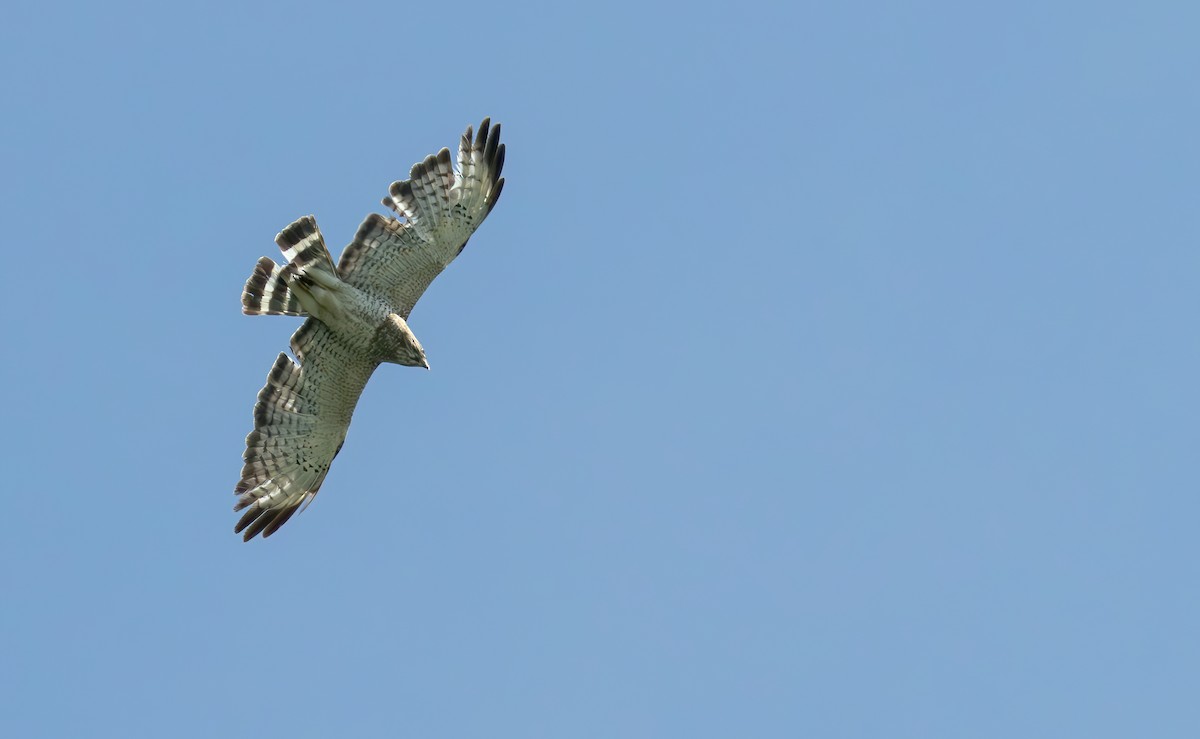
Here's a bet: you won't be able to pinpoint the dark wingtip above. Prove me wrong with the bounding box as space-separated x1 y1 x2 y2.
487 178 505 214
476 117 491 148
262 504 300 538
234 506 262 537
239 507 280 541
493 143 505 179
483 122 500 163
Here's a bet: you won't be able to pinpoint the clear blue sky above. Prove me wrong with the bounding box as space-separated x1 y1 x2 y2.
2 1 1197 736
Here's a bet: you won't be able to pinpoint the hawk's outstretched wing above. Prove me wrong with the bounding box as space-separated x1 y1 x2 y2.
337 118 505 317
234 319 376 540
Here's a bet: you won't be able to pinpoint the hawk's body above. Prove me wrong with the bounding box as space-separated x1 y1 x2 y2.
234 119 505 540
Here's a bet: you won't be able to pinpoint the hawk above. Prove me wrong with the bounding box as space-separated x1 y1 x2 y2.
234 118 505 541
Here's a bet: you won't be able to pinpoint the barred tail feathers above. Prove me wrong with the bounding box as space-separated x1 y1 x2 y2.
242 214 335 317
276 215 337 279
275 215 348 321
243 257 306 316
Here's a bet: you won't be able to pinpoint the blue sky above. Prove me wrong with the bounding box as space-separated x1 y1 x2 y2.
2 1 1197 736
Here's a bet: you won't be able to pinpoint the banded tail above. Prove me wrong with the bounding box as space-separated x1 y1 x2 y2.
241 215 339 317
242 257 304 315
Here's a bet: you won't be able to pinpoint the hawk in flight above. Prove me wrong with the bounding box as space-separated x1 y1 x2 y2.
234 118 505 541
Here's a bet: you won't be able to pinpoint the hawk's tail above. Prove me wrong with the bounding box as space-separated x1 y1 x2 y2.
242 215 339 316
275 215 337 279
242 257 306 316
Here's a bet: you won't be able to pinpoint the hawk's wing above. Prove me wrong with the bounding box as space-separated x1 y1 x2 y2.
234 319 377 540
337 118 505 318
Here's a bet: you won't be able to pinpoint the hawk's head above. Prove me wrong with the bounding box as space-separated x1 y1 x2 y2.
373 313 429 369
